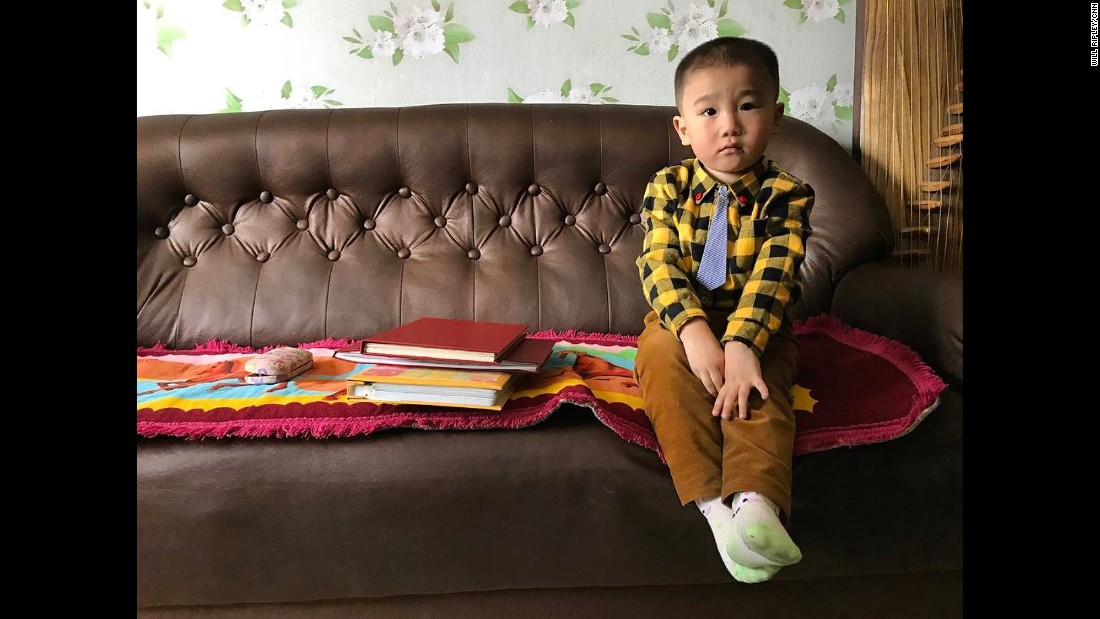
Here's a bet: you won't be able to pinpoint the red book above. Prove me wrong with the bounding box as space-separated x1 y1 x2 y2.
336 337 555 373
361 317 528 363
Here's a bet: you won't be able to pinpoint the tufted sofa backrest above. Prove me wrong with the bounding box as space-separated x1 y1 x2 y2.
137 104 891 348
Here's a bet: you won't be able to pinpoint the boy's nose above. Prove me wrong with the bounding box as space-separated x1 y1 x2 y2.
721 113 742 136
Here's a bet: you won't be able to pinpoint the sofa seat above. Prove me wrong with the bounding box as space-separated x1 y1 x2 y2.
137 388 961 608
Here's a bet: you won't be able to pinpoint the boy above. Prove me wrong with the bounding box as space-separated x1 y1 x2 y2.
634 37 813 584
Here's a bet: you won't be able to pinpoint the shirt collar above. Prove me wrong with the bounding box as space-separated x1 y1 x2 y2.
688 157 769 204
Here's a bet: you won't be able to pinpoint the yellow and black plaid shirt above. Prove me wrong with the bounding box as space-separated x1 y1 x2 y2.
637 156 814 356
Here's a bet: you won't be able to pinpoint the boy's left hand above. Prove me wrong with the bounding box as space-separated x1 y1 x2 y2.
712 341 769 420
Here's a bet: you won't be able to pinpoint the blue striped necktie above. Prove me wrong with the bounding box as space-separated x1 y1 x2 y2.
697 185 729 290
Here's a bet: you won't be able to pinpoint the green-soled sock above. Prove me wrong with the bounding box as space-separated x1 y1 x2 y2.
725 492 803 568
697 496 785 584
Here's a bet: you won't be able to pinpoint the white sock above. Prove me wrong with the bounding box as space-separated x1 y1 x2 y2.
696 496 782 583
725 491 803 568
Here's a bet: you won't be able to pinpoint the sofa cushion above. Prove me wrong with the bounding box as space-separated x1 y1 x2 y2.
137 388 961 608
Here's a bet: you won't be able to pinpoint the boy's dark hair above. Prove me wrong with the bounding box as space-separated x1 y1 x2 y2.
674 37 780 109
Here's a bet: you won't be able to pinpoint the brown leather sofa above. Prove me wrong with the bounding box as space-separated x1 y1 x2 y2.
137 104 962 618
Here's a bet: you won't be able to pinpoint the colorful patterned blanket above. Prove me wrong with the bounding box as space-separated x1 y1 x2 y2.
137 315 947 457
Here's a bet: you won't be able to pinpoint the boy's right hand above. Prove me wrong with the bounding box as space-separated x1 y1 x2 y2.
679 318 725 397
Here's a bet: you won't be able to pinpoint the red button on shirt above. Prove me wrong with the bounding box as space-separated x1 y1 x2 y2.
738 195 748 204
694 192 703 202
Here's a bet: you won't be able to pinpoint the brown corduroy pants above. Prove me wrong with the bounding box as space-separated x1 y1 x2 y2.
634 310 799 520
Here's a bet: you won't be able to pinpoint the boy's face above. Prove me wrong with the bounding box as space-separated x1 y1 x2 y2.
673 63 784 185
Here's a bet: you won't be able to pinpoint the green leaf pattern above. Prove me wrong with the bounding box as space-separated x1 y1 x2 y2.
507 80 619 104
222 0 298 29
142 3 187 58
623 1 746 62
780 0 848 25
220 81 344 113
511 0 582 29
347 1 475 64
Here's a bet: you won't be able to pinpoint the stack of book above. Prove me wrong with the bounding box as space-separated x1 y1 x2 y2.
338 317 555 410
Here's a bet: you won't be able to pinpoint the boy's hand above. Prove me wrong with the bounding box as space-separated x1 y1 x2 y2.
712 340 770 420
679 318 725 397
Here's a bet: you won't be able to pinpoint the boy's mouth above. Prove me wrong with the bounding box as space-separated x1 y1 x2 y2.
719 144 743 154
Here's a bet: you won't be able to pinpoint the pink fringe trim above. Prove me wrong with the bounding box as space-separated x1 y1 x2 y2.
137 337 358 356
528 329 638 346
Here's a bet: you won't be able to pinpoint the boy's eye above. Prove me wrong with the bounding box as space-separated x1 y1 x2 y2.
740 102 758 111
701 108 717 117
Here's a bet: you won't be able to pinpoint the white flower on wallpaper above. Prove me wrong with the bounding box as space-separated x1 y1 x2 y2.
779 75 853 126
223 0 299 28
218 81 343 113
507 80 619 104
781 0 850 25
786 84 830 120
623 0 745 62
831 82 852 107
140 1 186 58
509 0 580 30
345 1 475 64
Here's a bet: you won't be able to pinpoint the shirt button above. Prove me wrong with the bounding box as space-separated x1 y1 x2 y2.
738 195 748 205
694 192 703 202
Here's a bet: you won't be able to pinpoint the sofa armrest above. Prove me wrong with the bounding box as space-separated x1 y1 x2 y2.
830 263 962 391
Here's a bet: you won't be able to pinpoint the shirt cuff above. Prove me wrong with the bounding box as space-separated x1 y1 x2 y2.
667 307 709 339
722 319 769 357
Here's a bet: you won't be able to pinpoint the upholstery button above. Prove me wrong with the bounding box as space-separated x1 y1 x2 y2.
327 250 341 261
260 191 273 203
467 249 481 260
154 226 169 239
296 219 308 230
465 182 478 195
256 251 270 263
598 243 611 254
594 182 607 195
182 256 197 267
564 215 577 226
183 194 198 207
530 245 543 256
398 187 412 198
498 215 511 227
629 213 642 225
397 248 411 259
326 188 339 200
221 224 235 235
527 184 541 196
434 216 447 228
363 218 376 231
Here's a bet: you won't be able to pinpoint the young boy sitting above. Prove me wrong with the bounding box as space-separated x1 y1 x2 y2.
634 36 814 584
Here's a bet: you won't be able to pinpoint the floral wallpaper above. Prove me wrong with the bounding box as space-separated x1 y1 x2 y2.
137 0 856 149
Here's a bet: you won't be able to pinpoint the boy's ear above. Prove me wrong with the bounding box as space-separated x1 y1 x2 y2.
772 102 784 133
672 115 691 146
